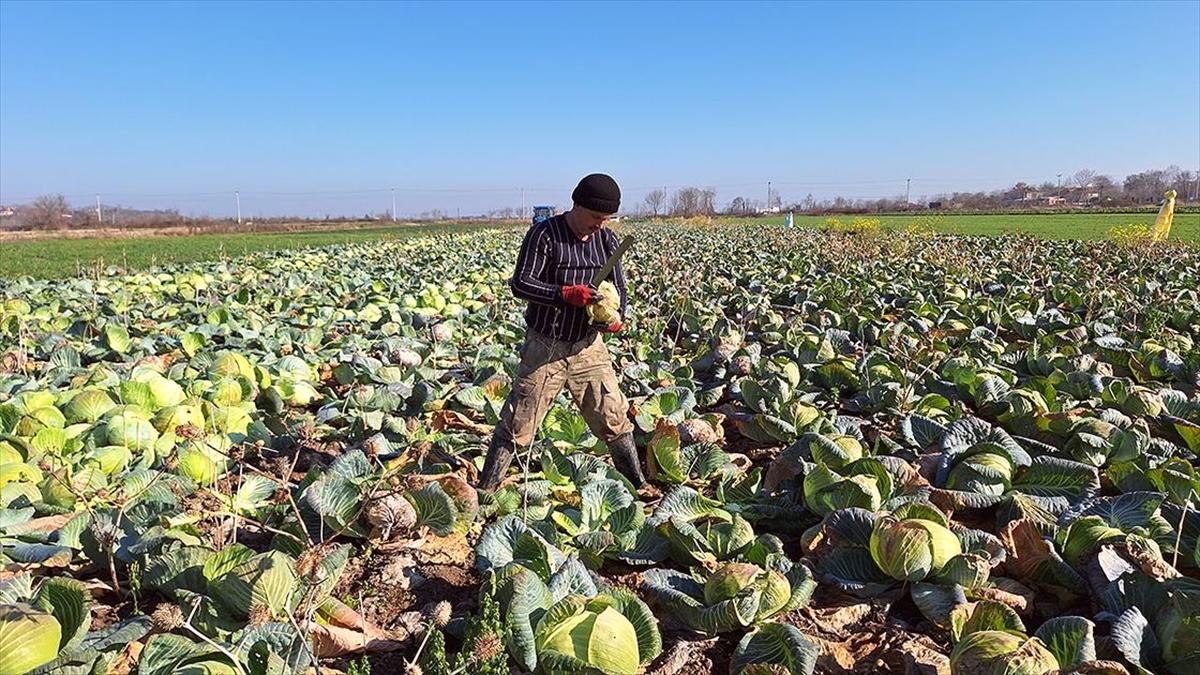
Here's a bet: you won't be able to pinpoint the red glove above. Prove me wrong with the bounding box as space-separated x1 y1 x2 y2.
600 320 622 334
561 284 593 307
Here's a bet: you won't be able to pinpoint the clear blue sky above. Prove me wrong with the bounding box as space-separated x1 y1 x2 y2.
1 0 1197 218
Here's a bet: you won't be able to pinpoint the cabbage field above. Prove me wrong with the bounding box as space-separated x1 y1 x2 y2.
1 223 1198 675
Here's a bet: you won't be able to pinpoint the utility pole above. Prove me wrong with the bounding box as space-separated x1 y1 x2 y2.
235 191 242 225
906 178 911 206
1057 173 1063 188
767 181 772 209
521 188 525 219
95 193 102 224
391 188 397 221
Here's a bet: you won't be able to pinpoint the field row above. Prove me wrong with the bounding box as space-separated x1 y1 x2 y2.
1 212 1195 279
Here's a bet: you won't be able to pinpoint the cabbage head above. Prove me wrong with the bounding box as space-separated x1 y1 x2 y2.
177 436 231 485
944 446 1014 496
534 591 660 675
105 412 159 452
642 560 815 635
869 513 962 581
949 630 1058 675
63 390 116 424
274 355 315 382
210 352 255 379
587 281 621 325
803 463 884 516
153 403 206 434
0 603 62 675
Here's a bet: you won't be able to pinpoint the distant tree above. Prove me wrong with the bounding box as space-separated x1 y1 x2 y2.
642 189 666 217
1089 175 1116 201
1168 169 1197 200
1004 182 1033 202
1124 170 1168 203
669 187 699 216
700 188 717 215
1072 169 1096 188
27 194 71 230
802 193 817 212
727 196 749 215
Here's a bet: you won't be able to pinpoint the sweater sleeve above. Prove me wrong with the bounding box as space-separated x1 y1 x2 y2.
509 225 564 307
609 231 629 317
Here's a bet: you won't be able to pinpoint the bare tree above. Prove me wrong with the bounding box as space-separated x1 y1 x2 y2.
669 187 698 216
27 194 72 230
1168 169 1197 200
1072 169 1096 188
669 186 716 217
699 187 717 215
642 189 666 217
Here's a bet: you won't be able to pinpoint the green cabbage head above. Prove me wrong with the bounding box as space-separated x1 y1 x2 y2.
949 630 1058 675
105 412 159 452
869 513 962 581
210 352 255 379
0 603 62 675
944 446 1014 496
63 389 116 424
535 592 660 675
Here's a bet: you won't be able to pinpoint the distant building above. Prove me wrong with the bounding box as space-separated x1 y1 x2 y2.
928 201 943 209
1047 196 1067 206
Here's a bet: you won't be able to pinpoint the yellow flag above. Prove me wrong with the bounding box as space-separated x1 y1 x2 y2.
1151 189 1177 241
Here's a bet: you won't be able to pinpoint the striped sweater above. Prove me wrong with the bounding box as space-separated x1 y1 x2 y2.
509 214 628 342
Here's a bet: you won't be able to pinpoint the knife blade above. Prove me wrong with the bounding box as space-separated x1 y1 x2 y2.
591 235 634 287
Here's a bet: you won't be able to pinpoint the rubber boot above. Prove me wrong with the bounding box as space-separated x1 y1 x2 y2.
607 432 647 488
478 432 517 491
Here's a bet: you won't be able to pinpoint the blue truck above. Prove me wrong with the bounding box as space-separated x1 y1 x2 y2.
532 205 556 225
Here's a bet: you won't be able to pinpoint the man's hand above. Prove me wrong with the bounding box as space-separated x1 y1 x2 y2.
561 284 594 307
599 320 622 334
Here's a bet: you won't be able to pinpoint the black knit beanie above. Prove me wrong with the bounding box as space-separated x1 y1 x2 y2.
571 173 621 214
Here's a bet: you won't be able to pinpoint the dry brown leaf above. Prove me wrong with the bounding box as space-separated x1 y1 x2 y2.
4 513 74 535
974 578 1036 616
898 634 951 675
1000 518 1051 581
430 409 492 435
105 640 143 674
299 620 407 658
763 454 804 492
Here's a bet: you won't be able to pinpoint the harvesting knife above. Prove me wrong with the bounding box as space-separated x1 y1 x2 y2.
591 234 634 287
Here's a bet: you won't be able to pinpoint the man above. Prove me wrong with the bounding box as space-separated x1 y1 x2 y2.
477 173 647 492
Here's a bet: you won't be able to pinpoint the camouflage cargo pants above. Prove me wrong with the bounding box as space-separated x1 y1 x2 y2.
495 329 634 447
